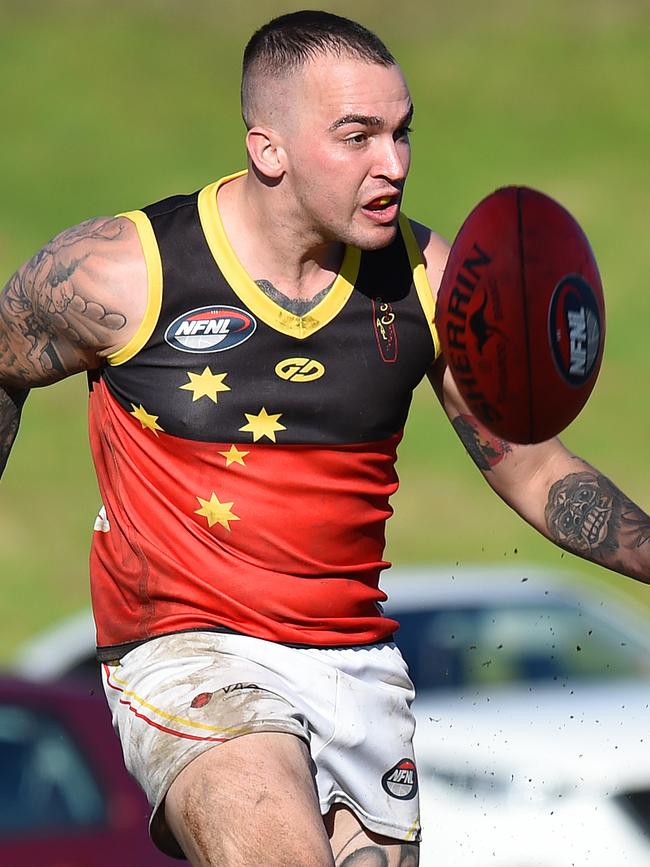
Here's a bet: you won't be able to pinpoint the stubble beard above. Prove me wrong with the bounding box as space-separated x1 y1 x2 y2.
318 210 400 252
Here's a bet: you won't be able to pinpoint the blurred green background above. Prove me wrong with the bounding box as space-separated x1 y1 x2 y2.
0 0 649 660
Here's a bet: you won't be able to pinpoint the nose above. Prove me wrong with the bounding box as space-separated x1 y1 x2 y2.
371 136 408 183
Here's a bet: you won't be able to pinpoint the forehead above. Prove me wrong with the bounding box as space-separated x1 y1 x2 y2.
295 56 411 125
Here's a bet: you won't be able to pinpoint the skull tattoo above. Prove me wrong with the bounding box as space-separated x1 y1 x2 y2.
545 472 618 555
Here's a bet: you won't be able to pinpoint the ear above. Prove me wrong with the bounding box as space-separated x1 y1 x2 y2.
245 126 286 180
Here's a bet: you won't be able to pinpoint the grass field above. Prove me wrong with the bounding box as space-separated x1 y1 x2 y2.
0 0 649 660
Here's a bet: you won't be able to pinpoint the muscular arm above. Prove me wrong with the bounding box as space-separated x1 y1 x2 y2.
0 215 147 476
430 360 650 583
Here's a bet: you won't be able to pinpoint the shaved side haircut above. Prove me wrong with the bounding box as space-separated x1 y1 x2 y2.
241 10 396 128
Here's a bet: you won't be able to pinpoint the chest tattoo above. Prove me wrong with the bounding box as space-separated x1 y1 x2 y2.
255 279 333 316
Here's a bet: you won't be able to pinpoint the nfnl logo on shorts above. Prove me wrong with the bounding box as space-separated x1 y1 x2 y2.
381 758 418 800
548 275 602 386
165 306 257 353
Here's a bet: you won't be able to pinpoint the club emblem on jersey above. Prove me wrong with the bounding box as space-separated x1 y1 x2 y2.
372 298 398 362
275 357 325 382
165 305 257 353
381 758 418 800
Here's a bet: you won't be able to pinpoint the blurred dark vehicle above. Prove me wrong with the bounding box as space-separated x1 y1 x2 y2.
0 676 175 865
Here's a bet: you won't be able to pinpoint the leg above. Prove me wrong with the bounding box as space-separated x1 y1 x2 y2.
326 805 419 867
165 731 335 867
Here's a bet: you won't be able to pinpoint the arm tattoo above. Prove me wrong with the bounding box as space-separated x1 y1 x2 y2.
0 384 29 478
452 413 512 471
338 844 418 866
545 470 650 561
0 217 128 384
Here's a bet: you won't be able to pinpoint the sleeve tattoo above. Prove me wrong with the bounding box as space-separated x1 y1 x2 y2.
451 413 512 471
0 217 128 384
545 470 650 562
336 843 418 866
0 384 28 477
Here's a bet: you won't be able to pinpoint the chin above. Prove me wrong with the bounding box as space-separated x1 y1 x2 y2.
346 222 399 252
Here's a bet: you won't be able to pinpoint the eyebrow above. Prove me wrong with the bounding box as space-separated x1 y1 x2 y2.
328 104 414 133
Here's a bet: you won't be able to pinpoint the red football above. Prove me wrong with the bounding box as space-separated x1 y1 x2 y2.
436 186 605 443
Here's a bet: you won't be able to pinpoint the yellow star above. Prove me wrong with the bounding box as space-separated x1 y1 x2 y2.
239 407 286 443
130 403 164 436
179 367 231 403
219 445 249 467
194 493 239 530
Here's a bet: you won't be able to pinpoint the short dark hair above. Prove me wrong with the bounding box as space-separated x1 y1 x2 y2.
241 10 396 128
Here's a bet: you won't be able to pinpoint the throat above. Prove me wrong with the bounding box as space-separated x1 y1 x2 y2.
255 279 334 316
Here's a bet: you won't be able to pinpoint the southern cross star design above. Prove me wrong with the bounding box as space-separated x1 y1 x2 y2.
219 445 249 467
194 493 239 530
239 407 286 443
130 403 164 436
179 367 231 403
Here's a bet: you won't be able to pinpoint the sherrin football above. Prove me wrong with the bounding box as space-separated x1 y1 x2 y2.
436 186 605 444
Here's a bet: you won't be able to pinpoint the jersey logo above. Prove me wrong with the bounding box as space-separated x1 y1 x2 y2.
165 306 257 353
372 298 398 362
275 357 325 382
381 758 418 800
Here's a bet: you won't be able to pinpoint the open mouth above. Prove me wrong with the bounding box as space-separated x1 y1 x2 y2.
365 195 398 211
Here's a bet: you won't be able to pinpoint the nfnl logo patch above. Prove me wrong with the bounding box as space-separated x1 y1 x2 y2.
165 305 256 353
381 758 418 800
548 275 602 386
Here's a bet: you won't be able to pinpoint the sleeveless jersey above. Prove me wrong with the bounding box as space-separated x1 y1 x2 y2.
88 171 440 660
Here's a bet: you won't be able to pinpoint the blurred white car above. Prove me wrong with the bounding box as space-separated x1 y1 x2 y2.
382 567 650 867
14 566 650 866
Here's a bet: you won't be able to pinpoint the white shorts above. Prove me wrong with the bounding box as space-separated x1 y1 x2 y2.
102 631 420 858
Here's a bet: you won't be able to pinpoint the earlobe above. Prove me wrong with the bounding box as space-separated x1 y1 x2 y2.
246 127 285 180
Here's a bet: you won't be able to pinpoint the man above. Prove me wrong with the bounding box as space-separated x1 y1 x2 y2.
0 10 648 867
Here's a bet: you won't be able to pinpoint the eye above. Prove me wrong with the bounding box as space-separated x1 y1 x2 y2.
395 125 413 141
344 132 368 145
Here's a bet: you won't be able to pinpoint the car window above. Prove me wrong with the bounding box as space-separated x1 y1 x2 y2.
393 602 650 691
0 703 106 834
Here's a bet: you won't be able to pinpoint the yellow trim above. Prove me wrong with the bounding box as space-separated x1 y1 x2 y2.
197 172 361 340
405 813 421 842
399 213 441 359
107 210 163 366
109 667 253 736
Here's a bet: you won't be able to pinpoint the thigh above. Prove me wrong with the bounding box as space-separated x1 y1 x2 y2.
102 633 314 856
326 805 419 867
165 731 335 867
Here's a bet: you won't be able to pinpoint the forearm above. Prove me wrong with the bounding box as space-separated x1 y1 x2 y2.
434 362 650 583
461 414 650 582
541 457 650 583
0 383 29 478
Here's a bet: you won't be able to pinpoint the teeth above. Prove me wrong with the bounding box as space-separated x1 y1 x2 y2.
367 196 393 209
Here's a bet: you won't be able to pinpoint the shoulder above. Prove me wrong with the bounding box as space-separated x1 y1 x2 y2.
48 214 146 277
41 214 148 359
0 215 149 386
403 215 450 296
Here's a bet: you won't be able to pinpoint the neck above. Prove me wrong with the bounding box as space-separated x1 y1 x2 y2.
217 172 344 301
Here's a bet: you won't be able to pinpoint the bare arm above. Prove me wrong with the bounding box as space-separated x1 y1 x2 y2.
430 360 650 583
0 215 147 476
412 217 650 583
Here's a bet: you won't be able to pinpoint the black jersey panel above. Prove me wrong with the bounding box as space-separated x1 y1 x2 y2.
103 187 435 445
